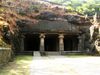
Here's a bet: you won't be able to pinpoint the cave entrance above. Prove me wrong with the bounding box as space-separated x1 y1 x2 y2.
24 34 40 51
45 34 59 51
64 35 79 51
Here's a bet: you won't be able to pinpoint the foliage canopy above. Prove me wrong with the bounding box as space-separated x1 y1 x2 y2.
47 0 100 15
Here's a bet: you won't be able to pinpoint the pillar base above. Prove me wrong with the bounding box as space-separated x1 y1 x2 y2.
40 51 46 56
59 51 64 55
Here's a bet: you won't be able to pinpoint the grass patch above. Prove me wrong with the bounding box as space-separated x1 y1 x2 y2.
0 55 33 75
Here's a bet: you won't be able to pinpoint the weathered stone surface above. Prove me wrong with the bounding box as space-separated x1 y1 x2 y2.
16 20 79 33
0 48 12 67
36 11 58 20
64 14 91 25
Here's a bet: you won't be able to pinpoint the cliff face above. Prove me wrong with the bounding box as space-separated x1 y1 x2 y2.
0 0 92 35
1 0 91 24
0 0 92 52
0 16 10 47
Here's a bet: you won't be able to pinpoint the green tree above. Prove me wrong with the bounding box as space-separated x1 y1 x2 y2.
48 0 100 15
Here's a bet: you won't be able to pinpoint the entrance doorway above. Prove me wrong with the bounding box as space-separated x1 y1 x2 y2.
24 34 40 51
45 35 59 51
64 35 79 51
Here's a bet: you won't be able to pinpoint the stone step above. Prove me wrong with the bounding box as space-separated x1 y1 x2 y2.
62 51 84 55
16 51 33 55
34 51 40 56
46 51 60 55
16 51 84 56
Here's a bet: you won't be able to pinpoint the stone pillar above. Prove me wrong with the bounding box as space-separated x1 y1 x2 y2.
78 36 82 51
39 33 45 56
59 34 64 54
20 35 25 52
78 34 85 51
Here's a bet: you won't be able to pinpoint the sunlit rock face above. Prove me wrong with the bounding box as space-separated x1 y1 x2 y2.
89 13 100 54
0 16 11 45
0 16 9 26
95 39 100 54
89 12 100 54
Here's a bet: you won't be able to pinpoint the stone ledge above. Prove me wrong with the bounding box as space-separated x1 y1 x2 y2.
0 47 12 67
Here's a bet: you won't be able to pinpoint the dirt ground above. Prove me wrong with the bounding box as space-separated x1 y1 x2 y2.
0 55 100 75
0 55 32 75
30 55 100 75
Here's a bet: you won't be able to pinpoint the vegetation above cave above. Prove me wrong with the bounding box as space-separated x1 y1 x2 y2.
46 0 100 16
0 0 92 26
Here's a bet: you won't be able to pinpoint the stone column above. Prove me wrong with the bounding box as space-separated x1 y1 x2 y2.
78 36 82 51
20 35 25 52
78 34 85 51
59 34 64 54
39 33 45 56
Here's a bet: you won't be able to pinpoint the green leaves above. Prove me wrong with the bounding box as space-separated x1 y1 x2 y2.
48 0 100 15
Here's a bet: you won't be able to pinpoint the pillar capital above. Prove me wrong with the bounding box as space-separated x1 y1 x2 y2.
59 34 64 39
21 35 25 38
40 33 45 38
78 36 81 39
